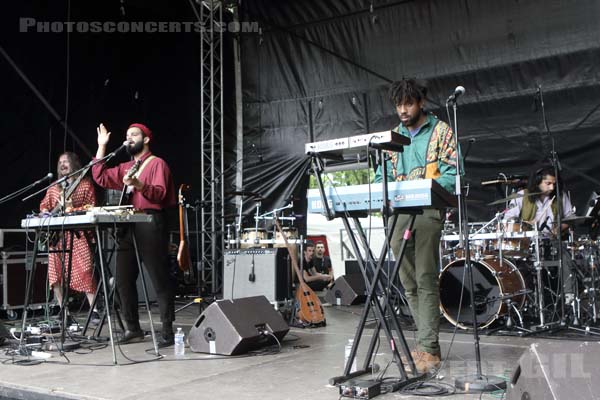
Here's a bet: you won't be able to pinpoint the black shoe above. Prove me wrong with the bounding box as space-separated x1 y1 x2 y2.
118 329 145 344
157 333 174 348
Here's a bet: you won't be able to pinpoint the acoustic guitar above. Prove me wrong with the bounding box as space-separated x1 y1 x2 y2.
177 184 192 272
274 218 325 325
119 159 142 206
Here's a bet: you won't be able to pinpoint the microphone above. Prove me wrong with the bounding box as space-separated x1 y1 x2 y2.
447 86 466 103
36 173 53 185
109 141 130 156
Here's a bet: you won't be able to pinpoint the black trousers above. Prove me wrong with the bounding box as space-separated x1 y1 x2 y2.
115 212 174 332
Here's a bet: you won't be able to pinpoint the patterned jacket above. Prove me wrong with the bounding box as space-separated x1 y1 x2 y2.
374 113 458 194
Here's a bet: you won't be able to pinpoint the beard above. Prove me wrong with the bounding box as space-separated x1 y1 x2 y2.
126 140 144 156
401 112 422 128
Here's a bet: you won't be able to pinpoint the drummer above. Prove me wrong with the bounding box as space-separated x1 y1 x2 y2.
503 163 576 302
503 164 574 236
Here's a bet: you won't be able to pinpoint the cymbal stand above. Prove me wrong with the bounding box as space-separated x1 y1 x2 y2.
531 225 547 327
253 200 261 245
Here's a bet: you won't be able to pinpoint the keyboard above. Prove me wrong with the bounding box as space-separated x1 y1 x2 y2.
21 211 153 229
307 179 456 215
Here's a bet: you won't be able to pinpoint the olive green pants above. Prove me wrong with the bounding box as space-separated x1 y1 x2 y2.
391 209 442 355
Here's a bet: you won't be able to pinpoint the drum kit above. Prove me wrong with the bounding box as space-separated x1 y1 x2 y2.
440 202 600 333
225 191 302 249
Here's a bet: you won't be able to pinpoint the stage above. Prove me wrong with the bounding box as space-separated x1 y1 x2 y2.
0 300 596 400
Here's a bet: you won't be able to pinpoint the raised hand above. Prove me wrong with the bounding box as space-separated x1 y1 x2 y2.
97 123 111 147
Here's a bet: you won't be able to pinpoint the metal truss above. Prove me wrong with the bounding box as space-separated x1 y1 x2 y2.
200 0 224 295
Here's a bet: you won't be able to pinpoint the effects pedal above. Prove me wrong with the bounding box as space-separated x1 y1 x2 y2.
339 379 381 399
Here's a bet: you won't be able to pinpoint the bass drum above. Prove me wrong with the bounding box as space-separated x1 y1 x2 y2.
439 257 527 329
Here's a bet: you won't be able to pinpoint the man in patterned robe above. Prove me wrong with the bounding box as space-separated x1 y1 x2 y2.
40 152 97 313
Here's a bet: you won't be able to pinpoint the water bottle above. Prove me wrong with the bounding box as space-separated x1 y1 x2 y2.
344 339 357 372
174 327 185 357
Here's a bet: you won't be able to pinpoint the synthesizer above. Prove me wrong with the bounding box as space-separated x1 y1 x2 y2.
21 210 153 229
305 130 410 158
307 179 457 215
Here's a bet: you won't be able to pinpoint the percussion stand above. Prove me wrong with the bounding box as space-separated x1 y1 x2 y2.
448 96 506 393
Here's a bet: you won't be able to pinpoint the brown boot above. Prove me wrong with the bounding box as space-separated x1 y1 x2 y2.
400 350 421 365
414 351 441 373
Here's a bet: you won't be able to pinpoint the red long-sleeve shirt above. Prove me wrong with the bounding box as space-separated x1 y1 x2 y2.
92 152 176 210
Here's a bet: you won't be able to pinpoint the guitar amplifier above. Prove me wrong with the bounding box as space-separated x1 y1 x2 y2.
223 248 292 303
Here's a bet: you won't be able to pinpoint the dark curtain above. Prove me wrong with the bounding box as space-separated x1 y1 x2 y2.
239 0 600 227
1 1 237 236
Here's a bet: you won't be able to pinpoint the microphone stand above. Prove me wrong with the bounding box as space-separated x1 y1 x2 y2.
18 147 124 352
21 147 124 207
0 174 54 205
448 95 506 392
539 85 567 326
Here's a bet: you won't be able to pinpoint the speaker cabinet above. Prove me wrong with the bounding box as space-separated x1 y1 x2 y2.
1 252 49 310
325 274 366 306
506 341 600 400
188 295 289 355
223 248 291 303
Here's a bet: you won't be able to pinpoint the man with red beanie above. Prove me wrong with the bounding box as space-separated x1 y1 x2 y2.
93 122 177 348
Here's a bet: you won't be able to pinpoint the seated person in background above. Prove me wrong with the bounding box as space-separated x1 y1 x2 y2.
504 164 574 236
504 163 576 301
313 241 334 288
302 241 333 291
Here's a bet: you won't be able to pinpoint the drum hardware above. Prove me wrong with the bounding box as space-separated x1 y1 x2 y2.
561 215 593 225
253 200 262 244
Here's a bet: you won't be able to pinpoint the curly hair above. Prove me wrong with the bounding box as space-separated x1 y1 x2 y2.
388 78 427 106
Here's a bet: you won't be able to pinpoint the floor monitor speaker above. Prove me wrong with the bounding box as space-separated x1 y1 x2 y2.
506 341 599 400
188 295 289 355
324 274 366 306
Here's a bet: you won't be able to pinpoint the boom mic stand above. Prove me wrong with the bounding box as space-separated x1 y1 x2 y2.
17 143 125 354
22 145 125 206
448 92 506 392
0 173 54 205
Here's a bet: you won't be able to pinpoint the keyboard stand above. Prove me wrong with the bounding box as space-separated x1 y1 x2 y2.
309 147 425 389
19 217 159 364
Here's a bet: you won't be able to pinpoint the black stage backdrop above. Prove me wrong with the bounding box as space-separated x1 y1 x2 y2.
0 1 236 232
239 0 600 228
1 0 600 237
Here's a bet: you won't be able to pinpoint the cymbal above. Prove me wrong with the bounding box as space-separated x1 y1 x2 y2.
481 176 527 186
562 215 593 225
487 191 542 206
225 190 261 198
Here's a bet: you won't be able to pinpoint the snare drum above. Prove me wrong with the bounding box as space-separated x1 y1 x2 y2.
495 220 531 257
240 228 269 248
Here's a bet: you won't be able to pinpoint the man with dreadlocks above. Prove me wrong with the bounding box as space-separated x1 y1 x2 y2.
375 78 459 373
